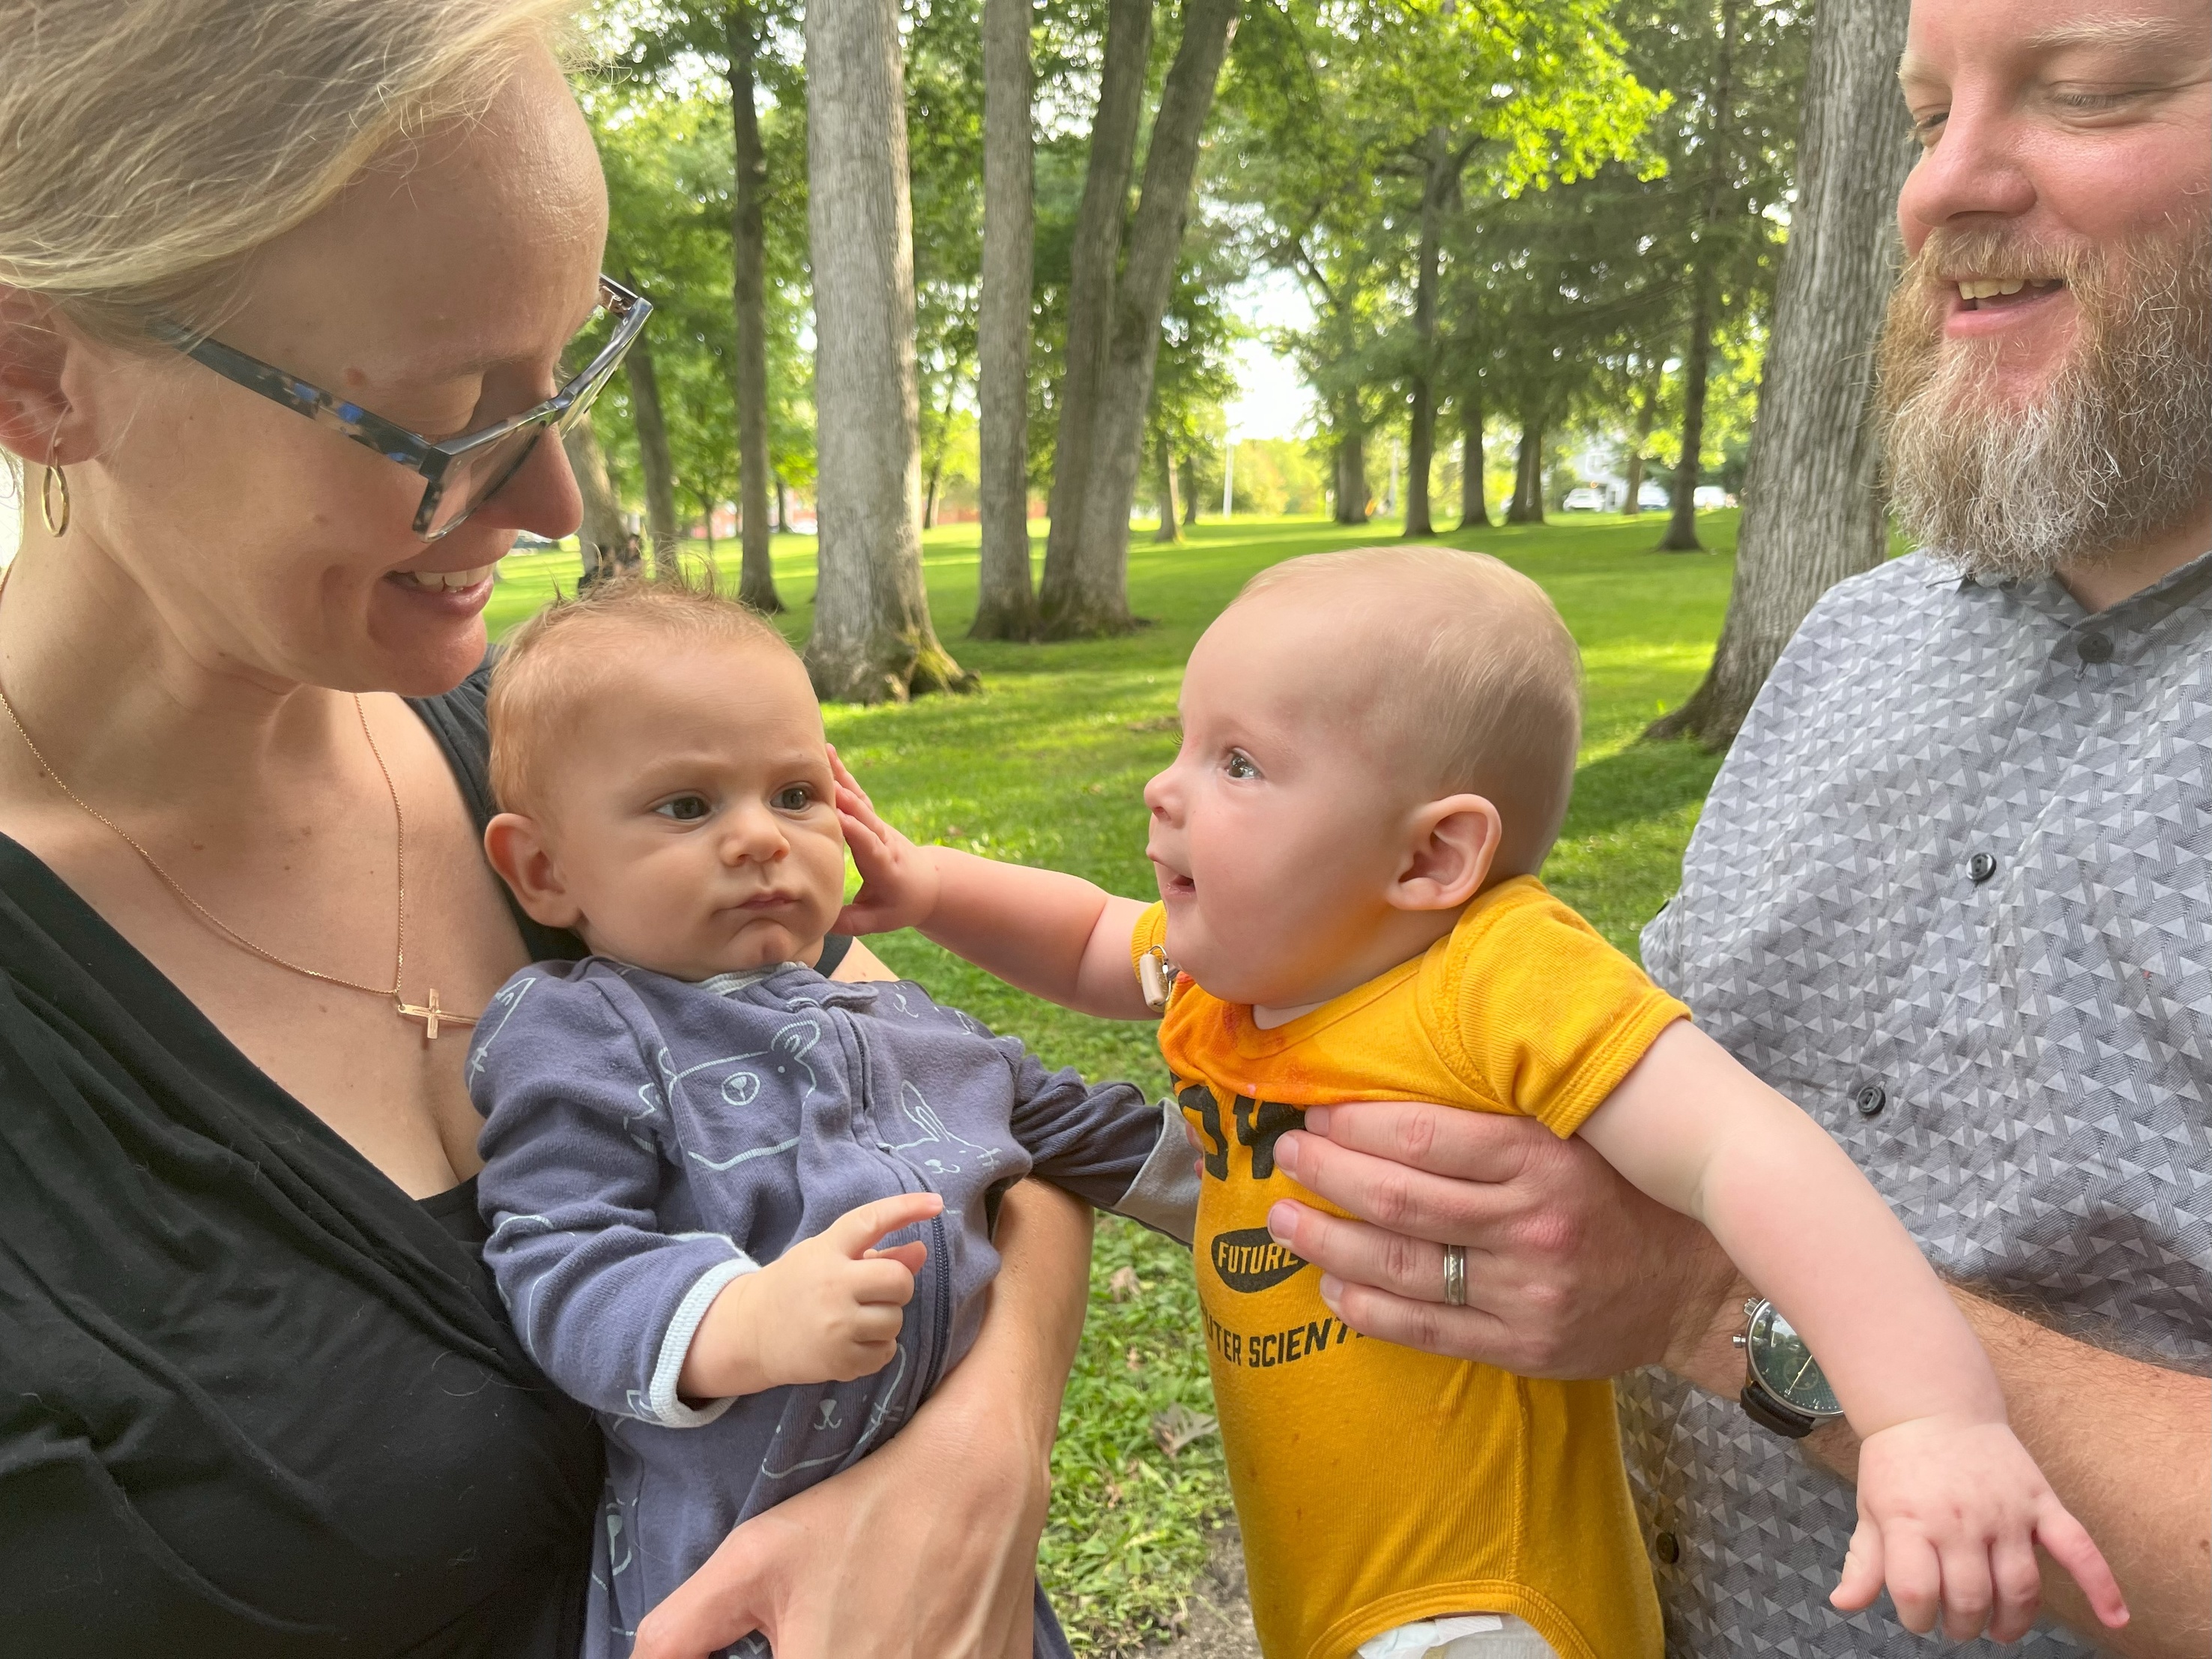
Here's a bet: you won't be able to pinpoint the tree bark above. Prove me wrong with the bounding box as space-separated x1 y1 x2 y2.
1647 0 1914 749
623 334 684 580
1335 425 1368 524
970 0 1039 641
562 418 627 589
1458 395 1489 530
1402 127 1461 541
803 0 974 701
1154 429 1182 542
1505 417 1546 524
1043 0 1240 638
1182 455 1200 524
1658 0 1738 554
773 474 789 534
1039 0 1152 599
726 6 782 613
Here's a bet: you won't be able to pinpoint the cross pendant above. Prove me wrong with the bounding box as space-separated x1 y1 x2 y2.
396 988 477 1042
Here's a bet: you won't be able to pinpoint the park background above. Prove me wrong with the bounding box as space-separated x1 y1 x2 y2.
371 0 1910 1647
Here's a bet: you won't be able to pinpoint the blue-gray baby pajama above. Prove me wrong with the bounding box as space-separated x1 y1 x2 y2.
470 959 1194 1658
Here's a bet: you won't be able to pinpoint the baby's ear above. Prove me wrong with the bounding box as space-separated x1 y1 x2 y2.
1388 794 1500 914
483 812 584 930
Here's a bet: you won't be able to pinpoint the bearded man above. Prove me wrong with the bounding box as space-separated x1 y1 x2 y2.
1257 1 2212 1655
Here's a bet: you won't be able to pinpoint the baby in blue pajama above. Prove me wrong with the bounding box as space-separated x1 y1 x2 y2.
468 581 1193 1659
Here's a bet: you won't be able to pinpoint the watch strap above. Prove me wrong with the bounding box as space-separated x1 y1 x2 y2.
1739 1380 1820 1439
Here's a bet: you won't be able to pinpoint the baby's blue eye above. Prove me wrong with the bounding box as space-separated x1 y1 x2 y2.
655 794 711 822
1224 751 1259 781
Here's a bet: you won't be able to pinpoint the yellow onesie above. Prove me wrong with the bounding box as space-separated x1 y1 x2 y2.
1131 876 1688 1659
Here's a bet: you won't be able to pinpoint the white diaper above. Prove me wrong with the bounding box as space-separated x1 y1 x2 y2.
1355 1613 1561 1659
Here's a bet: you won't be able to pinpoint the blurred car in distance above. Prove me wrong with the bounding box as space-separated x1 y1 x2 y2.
1562 486 1605 512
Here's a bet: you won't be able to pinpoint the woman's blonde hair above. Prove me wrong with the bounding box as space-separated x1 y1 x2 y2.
0 0 577 343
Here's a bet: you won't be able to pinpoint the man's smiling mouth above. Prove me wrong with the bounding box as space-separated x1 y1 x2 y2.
1952 275 2065 310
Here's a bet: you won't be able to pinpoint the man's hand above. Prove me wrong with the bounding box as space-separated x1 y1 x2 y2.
1832 1415 2128 1643
1265 1102 1739 1379
830 746 942 937
679 1191 940 1400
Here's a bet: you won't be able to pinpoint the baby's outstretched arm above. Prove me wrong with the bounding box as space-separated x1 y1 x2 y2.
1579 1021 2128 1644
830 749 1152 1018
678 1191 941 1399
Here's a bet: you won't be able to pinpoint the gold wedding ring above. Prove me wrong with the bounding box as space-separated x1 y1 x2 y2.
1442 1243 1467 1307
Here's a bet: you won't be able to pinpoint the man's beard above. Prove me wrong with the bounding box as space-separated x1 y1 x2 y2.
1876 216 2212 584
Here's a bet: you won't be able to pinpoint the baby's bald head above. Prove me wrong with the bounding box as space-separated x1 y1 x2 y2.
1225 547 1581 878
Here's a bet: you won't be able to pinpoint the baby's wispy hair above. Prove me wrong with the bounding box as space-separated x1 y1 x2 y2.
487 566 797 818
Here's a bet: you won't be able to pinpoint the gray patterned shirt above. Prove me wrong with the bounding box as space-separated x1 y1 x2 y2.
1630 549 2212 1657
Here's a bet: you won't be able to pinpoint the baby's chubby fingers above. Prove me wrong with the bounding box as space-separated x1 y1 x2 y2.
1885 1530 1944 1636
1829 1514 1885 1615
1986 1537 2044 1644
824 745 880 818
824 1191 943 1260
1933 1537 1995 1644
2034 1498 2129 1630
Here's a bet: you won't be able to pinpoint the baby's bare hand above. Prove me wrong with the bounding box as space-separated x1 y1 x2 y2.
1831 1416 2127 1644
829 746 940 936
686 1191 942 1398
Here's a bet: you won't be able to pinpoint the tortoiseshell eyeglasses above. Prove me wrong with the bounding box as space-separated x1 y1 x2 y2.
148 276 652 541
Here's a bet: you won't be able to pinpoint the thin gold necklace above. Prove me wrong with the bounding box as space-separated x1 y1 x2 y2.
0 571 476 1041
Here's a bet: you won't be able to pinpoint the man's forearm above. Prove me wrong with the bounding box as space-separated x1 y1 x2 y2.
1669 1272 2210 1658
967 1178 1096 1448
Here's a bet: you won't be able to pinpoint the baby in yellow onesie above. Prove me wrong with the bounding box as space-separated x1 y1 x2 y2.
827 547 2127 1659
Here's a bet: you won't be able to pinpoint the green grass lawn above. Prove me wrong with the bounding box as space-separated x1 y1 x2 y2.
488 508 1734 1652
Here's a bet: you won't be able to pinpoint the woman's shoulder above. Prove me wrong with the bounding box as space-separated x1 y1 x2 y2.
407 656 496 830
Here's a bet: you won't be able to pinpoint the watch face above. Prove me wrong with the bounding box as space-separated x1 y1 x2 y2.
1747 1302 1841 1415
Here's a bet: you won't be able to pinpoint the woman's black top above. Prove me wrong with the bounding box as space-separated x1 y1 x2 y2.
0 665 850 1655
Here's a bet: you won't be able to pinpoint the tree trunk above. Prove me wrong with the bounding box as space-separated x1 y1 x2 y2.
970 0 1039 641
1044 0 1240 638
562 418 626 589
1402 128 1457 540
1458 395 1489 530
1182 455 1200 524
1648 0 1914 748
1622 370 1660 515
726 6 782 613
623 334 684 580
1505 417 1546 524
1154 430 1182 542
1657 0 1738 554
1038 0 1152 601
803 0 974 701
774 474 789 534
1334 425 1368 525
922 462 942 528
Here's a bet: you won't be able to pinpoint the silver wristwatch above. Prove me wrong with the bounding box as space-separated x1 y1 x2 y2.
1732 1297 1844 1439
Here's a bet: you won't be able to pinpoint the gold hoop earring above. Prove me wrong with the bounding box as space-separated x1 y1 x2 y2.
39 465 69 537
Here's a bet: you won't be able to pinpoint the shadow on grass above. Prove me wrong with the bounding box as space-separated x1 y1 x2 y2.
1562 740 1726 841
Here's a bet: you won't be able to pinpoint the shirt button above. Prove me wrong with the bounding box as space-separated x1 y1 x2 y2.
1968 851 1998 884
2078 634 2114 664
1656 1530 1681 1565
1855 1084 1887 1118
